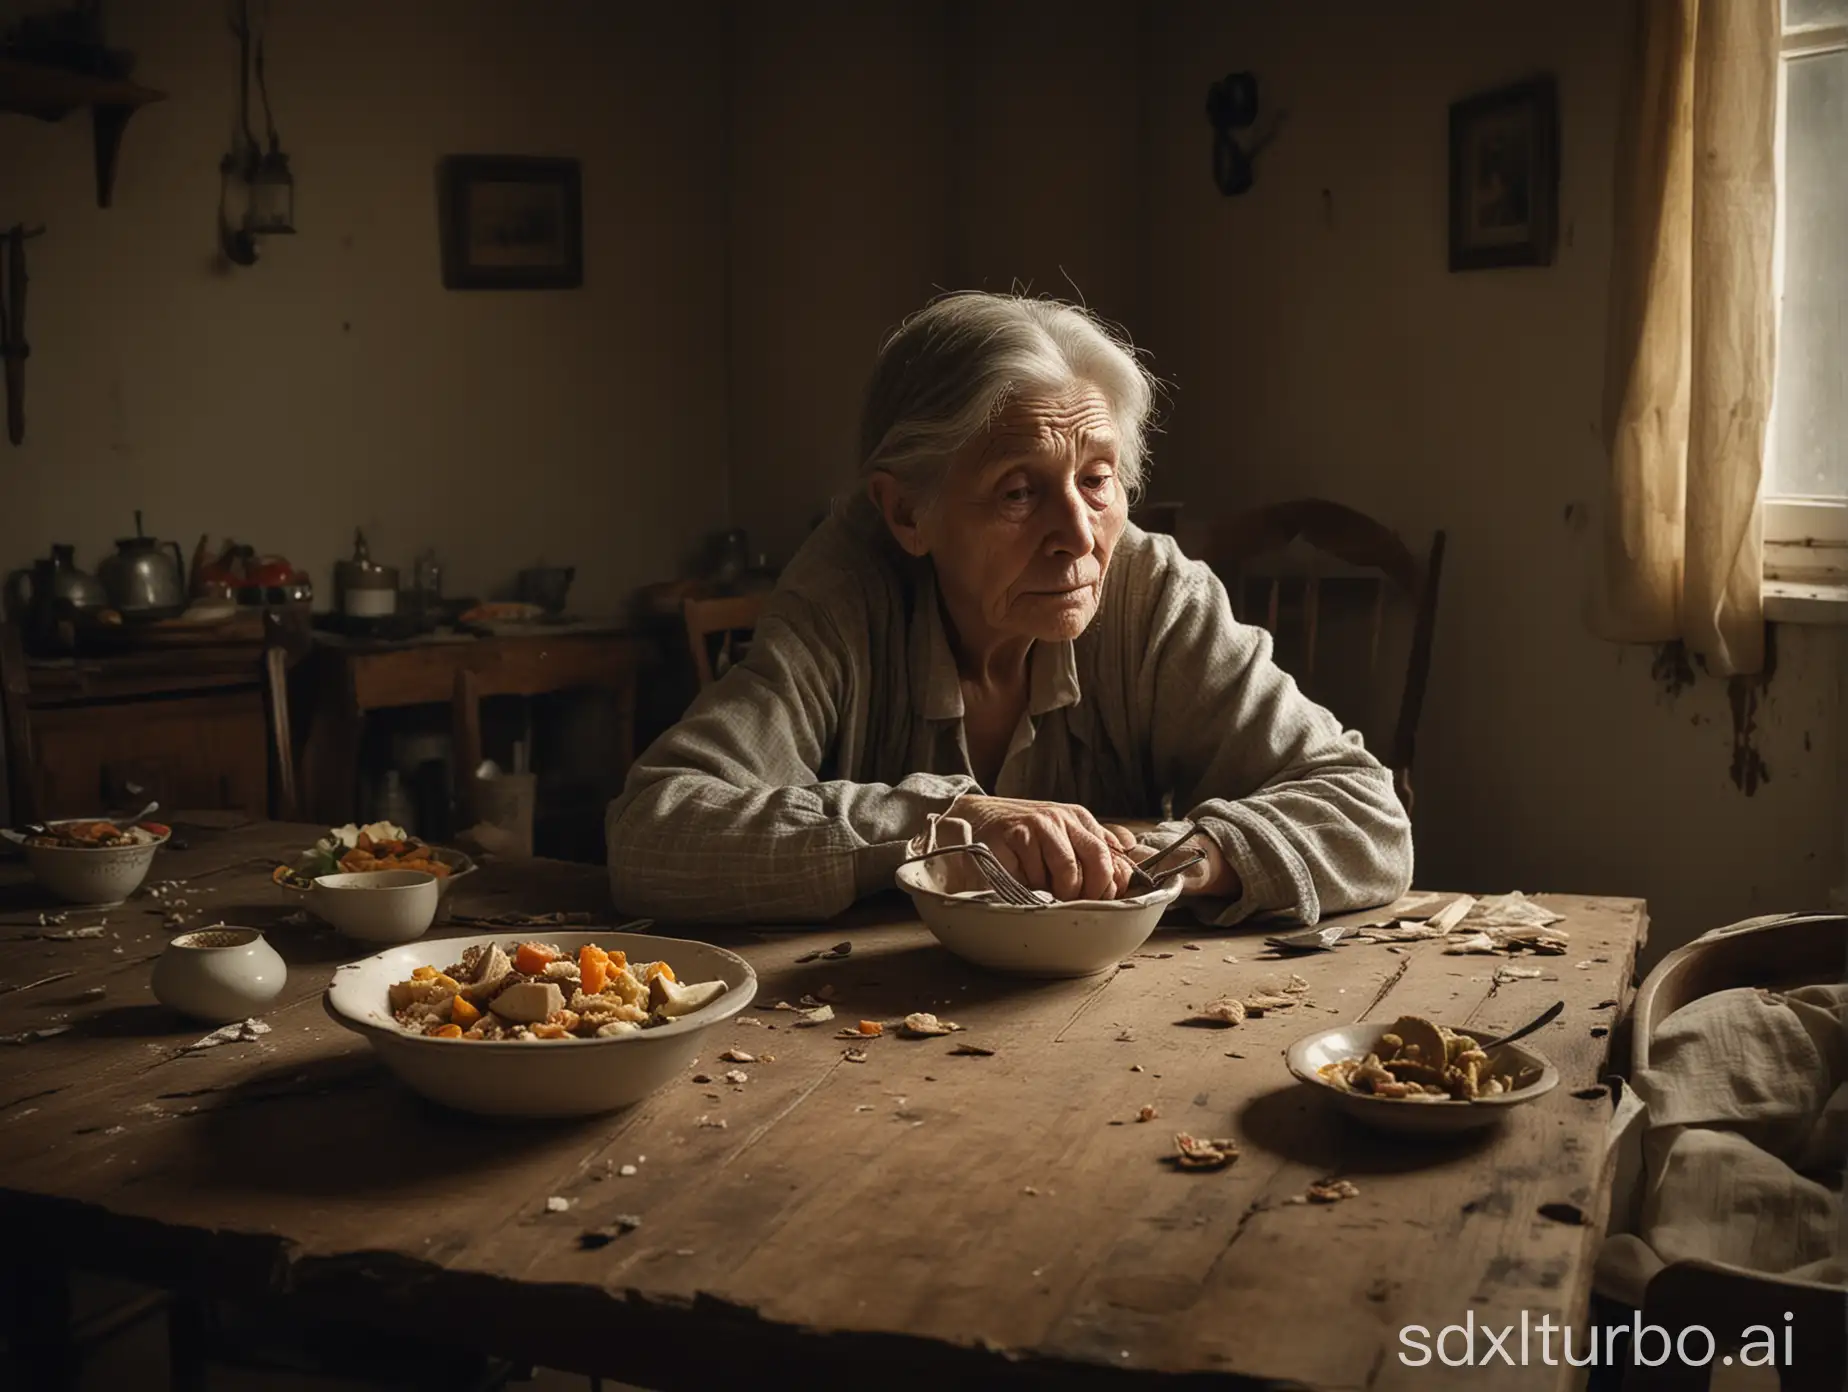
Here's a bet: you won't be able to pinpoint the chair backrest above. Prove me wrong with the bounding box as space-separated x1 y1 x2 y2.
1632 912 1848 1075
683 594 767 689
1186 499 1446 814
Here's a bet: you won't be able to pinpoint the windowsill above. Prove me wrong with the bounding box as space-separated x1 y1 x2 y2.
1765 576 1848 624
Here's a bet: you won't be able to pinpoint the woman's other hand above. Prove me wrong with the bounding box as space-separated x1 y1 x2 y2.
948 795 1139 901
1104 824 1242 900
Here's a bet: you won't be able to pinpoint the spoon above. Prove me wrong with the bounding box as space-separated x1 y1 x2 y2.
109 800 159 828
1478 999 1564 1052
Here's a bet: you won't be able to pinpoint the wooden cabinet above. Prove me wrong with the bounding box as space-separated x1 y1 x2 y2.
2 630 284 822
29 690 269 819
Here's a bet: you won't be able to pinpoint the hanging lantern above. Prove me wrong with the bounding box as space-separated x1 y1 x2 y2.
244 147 295 236
216 0 295 266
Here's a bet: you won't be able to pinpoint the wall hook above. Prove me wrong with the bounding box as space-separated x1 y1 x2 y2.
1205 72 1287 196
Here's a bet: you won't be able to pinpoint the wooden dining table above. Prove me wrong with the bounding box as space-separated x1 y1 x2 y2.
0 820 1648 1390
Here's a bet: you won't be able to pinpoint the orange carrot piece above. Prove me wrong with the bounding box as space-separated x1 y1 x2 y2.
579 945 609 996
514 942 557 976
451 997 480 1027
645 961 676 983
857 1020 883 1036
432 1023 463 1038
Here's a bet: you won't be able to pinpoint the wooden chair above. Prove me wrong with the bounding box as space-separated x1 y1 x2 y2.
683 593 767 689
1623 912 1848 1391
1187 499 1445 816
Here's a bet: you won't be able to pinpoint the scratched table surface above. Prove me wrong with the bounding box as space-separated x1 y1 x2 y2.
0 820 1646 1391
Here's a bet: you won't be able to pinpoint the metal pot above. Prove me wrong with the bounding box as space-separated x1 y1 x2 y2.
97 511 186 622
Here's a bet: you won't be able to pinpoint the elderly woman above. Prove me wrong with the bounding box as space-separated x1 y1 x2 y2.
606 292 1412 925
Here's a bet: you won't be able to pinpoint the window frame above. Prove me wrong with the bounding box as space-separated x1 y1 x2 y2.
1765 19 1848 582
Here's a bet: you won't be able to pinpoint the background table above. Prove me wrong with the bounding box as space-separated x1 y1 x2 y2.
298 628 648 829
0 822 1647 1390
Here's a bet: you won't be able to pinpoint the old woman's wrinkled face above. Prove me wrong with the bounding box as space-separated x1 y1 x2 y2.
884 384 1129 651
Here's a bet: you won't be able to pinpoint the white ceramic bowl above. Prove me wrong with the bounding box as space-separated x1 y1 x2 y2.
894 860 1185 978
151 926 288 1024
285 844 476 904
3 821 169 906
306 870 440 944
323 929 758 1118
1284 1021 1560 1135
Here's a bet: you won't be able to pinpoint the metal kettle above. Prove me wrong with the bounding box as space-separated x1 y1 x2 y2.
98 511 187 621
3 544 108 650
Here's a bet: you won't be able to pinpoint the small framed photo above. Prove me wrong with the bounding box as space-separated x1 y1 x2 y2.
1448 77 1558 272
438 155 583 290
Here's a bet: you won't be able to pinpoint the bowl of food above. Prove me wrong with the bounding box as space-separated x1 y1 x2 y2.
323 930 757 1118
296 869 440 944
894 853 1185 979
274 823 476 905
2 818 170 906
1285 1014 1560 1135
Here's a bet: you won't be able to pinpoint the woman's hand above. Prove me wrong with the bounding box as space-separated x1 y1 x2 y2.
947 794 1140 901
1103 824 1244 901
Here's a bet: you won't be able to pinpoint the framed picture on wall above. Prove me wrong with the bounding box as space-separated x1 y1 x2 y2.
438 155 583 290
1448 76 1558 271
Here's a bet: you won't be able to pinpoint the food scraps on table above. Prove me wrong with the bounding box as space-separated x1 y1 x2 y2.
451 911 595 928
1289 1179 1361 1204
386 940 727 1040
181 1018 271 1052
1185 974 1311 1027
1168 1133 1240 1171
901 1012 963 1037
1349 892 1571 956
1316 1014 1533 1101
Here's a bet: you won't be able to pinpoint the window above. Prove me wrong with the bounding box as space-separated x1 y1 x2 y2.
1767 2 1848 579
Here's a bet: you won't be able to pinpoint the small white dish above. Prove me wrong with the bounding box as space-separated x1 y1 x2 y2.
3 820 169 906
323 930 758 1118
895 857 1184 978
151 926 287 1024
1284 1021 1560 1136
303 870 440 944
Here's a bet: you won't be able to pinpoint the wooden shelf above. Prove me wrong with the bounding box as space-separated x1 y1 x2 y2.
0 58 166 208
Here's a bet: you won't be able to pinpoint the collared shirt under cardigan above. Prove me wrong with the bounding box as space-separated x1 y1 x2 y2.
606 497 1413 926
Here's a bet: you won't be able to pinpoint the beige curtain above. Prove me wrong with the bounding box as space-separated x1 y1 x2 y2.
1598 0 1780 677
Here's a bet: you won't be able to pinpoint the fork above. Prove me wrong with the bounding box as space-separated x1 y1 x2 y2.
899 844 1046 907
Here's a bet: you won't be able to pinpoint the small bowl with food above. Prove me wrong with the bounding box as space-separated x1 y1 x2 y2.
1285 1013 1559 1135
1 818 171 906
273 823 476 905
323 930 757 1118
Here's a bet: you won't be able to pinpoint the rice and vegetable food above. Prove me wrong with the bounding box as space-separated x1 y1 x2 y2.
389 940 728 1041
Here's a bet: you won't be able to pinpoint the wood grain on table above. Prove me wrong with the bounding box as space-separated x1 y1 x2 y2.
0 822 1646 1390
